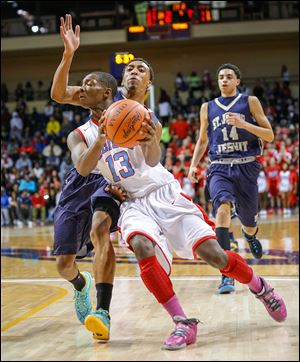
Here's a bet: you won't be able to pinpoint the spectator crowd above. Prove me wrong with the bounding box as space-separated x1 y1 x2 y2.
1 66 299 227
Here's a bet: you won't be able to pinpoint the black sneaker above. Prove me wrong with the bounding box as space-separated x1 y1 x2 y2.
242 228 263 259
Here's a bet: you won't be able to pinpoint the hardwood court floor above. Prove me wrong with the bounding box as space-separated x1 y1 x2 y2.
1 214 299 361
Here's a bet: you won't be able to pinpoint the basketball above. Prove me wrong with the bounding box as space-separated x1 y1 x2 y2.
104 99 147 148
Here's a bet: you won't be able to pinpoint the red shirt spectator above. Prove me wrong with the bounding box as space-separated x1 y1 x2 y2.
31 193 46 208
176 137 194 157
39 180 50 197
265 159 281 196
19 143 35 155
169 115 191 140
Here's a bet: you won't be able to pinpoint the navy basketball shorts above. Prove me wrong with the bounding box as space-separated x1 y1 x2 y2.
90 188 120 232
53 174 120 257
54 206 93 256
207 161 260 227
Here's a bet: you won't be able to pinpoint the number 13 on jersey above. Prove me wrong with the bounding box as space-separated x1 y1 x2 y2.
105 151 135 182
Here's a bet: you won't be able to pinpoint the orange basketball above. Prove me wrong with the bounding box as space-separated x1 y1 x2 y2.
104 99 147 148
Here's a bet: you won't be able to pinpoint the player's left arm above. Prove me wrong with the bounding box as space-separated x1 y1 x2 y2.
138 112 162 167
226 96 274 143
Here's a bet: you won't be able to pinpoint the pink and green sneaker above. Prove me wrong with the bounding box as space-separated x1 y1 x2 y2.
162 316 199 350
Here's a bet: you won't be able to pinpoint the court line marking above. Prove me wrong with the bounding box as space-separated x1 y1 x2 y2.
1 276 298 283
1 285 68 332
1 277 297 332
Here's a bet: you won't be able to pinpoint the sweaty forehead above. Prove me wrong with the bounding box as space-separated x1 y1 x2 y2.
127 61 149 71
219 69 236 77
83 74 98 83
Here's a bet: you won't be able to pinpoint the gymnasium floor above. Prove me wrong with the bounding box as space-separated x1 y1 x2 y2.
1 214 299 361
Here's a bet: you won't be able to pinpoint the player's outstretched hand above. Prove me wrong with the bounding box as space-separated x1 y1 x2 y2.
137 112 156 146
188 166 199 183
105 185 128 202
60 14 80 55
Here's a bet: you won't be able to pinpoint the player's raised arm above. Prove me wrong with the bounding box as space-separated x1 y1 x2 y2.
51 14 81 105
188 102 209 182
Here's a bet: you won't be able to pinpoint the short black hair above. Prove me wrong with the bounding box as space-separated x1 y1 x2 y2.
92 72 118 98
217 63 241 79
122 57 154 81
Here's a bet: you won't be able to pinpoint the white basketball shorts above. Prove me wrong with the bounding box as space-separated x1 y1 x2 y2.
118 181 217 275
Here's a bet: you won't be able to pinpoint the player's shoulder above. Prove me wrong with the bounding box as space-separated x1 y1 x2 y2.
80 118 94 128
248 95 259 104
69 120 92 143
200 102 209 114
67 129 79 150
68 128 81 143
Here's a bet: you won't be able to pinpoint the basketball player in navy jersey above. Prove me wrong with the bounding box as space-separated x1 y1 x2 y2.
51 14 126 341
188 63 273 293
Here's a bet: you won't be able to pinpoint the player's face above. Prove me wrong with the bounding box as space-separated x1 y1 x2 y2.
218 69 240 95
79 74 110 109
123 61 151 94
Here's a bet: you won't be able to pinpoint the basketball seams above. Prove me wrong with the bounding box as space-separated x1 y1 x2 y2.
112 102 144 143
105 99 148 147
115 109 147 146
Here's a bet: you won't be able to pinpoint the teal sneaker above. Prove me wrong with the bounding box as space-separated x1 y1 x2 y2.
84 308 110 341
218 276 235 294
73 271 92 324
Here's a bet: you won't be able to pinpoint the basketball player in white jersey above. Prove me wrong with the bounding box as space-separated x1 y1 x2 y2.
51 14 126 342
92 58 287 350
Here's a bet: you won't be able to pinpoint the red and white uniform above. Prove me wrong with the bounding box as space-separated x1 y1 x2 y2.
96 132 216 275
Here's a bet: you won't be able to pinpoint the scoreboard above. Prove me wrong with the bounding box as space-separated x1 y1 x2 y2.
145 2 214 26
128 1 241 41
128 2 214 41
